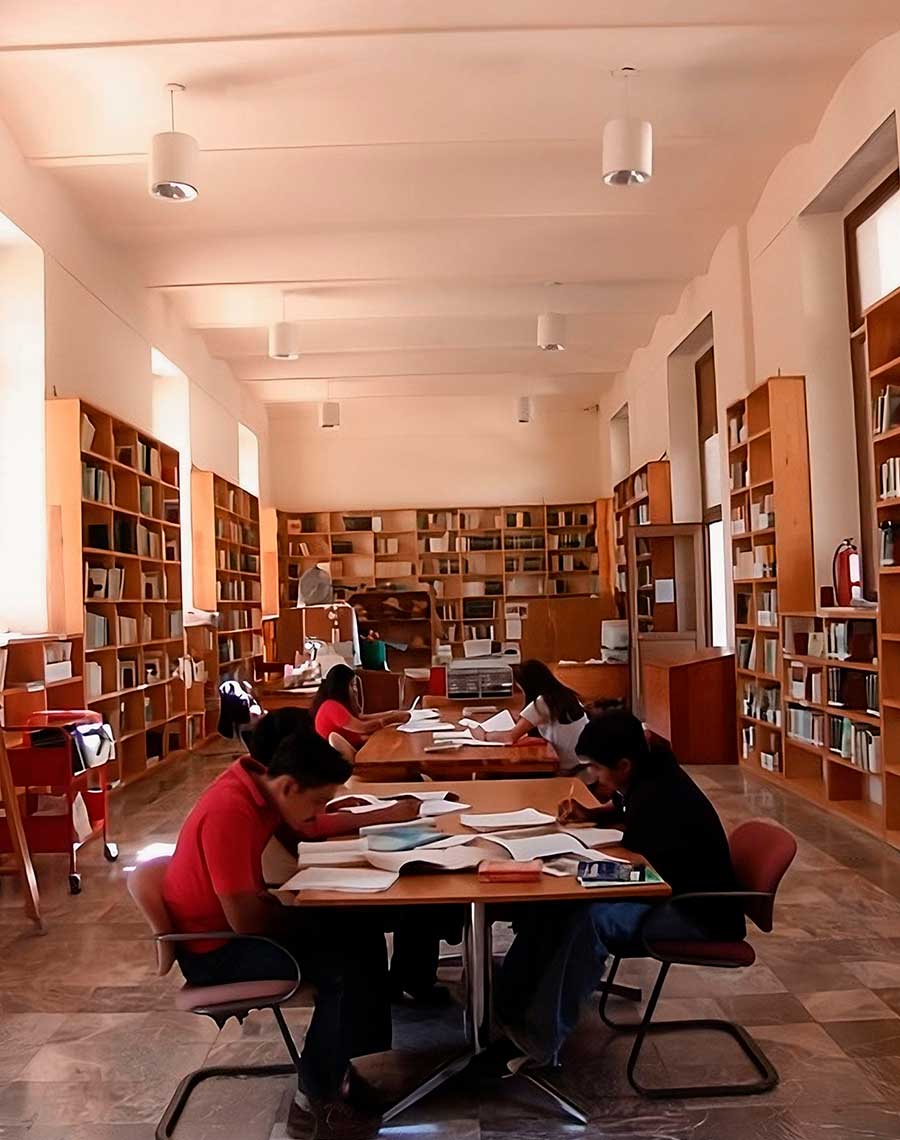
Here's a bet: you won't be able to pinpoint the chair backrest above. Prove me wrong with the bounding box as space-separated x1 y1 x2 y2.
127 856 177 976
729 819 797 933
328 732 357 763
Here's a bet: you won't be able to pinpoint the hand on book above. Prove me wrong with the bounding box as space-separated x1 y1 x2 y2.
373 800 421 825
470 726 488 741
558 798 594 824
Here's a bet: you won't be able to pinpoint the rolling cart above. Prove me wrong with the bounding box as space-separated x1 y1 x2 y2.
0 710 118 894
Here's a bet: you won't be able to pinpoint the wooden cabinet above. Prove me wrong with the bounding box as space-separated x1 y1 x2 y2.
642 648 736 764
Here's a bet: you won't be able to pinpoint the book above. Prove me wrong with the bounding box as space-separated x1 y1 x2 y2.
367 846 485 874
80 414 96 452
279 867 399 893
460 808 557 832
297 839 369 867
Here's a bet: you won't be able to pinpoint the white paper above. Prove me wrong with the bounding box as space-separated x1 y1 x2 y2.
506 618 522 640
428 834 478 849
345 799 399 814
395 791 461 802
559 827 624 848
397 720 456 734
365 846 484 873
406 707 441 721
280 867 399 893
419 799 471 817
297 838 370 866
478 832 593 862
433 730 505 748
479 709 517 732
328 793 383 810
72 792 93 842
655 578 676 603
460 808 556 831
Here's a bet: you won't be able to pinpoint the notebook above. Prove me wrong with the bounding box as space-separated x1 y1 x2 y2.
296 839 369 867
280 867 399 893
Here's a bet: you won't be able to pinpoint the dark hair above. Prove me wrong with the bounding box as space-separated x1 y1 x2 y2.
311 664 357 716
576 709 676 777
515 659 584 725
249 708 313 765
267 730 353 787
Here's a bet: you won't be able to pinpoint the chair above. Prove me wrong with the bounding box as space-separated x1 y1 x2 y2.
128 856 306 1139
327 732 357 763
598 818 797 1098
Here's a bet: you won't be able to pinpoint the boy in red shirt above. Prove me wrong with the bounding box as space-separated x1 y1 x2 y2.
162 729 388 1139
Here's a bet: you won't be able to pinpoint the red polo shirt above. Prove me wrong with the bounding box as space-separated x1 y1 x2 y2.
162 757 279 953
314 698 365 748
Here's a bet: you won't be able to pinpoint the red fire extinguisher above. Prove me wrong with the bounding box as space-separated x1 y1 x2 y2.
833 538 862 607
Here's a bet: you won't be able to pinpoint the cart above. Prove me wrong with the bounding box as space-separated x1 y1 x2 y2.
0 710 118 894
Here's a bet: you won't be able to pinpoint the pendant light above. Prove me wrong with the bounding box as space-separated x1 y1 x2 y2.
149 84 199 201
537 311 566 351
268 295 300 361
602 67 653 186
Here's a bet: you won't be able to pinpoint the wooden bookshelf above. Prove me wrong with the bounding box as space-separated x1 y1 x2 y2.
728 376 815 793
276 501 608 655
192 470 263 683
613 461 673 628
45 399 187 786
0 634 85 727
185 621 218 747
347 588 438 671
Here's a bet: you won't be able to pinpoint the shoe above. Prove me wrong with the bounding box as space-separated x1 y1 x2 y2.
342 1066 394 1112
494 1017 556 1069
286 1092 318 1139
390 983 453 1007
312 1100 382 1140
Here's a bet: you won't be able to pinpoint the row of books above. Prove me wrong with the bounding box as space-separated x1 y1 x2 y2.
733 548 776 579
872 384 900 436
215 518 259 546
730 458 748 490
217 550 260 573
218 634 264 664
547 509 593 527
85 565 126 600
82 463 114 504
786 704 824 746
635 503 651 525
217 578 261 602
218 608 262 633
880 521 900 566
737 633 778 676
740 724 782 771
879 456 900 500
286 517 325 536
828 717 881 773
550 553 597 572
287 540 329 558
85 608 183 648
728 413 748 448
789 662 822 703
758 589 778 628
375 537 402 556
741 681 781 725
826 667 879 712
216 487 256 518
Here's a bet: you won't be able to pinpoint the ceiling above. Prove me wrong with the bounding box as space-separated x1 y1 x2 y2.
4 1 900 406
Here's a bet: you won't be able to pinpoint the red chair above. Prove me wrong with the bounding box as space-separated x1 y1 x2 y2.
598 818 797 1098
128 856 306 1139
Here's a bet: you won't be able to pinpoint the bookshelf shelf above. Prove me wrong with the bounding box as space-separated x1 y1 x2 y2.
46 399 188 787
612 461 673 628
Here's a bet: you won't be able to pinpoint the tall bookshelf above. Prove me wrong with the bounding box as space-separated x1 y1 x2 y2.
613 461 673 627
276 501 606 654
45 399 187 786
728 376 815 793
866 284 900 847
192 470 263 683
185 621 218 747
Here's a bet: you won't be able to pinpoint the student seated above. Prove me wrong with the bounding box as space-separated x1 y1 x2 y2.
251 708 462 1003
471 659 589 771
162 730 390 1139
496 709 745 1067
312 664 408 748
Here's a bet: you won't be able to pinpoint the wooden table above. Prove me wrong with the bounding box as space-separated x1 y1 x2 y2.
353 720 559 782
283 777 669 1122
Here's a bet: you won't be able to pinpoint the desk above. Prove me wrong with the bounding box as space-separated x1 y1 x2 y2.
257 679 318 712
283 776 669 1122
551 661 629 705
354 722 558 782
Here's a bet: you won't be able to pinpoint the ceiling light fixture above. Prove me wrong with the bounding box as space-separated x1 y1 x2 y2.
602 67 653 186
268 295 300 360
537 311 566 351
149 83 199 201
516 396 533 424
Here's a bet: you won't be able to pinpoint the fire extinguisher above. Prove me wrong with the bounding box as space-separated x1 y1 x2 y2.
833 538 862 607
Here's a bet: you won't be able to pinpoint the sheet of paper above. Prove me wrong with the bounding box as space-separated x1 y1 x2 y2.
506 618 522 640
428 834 478 849
479 709 517 732
478 832 594 862
344 799 399 814
395 790 461 802
397 720 456 734
655 577 675 603
419 799 471 817
280 867 399 893
406 707 441 721
460 808 556 831
327 793 383 810
559 827 624 848
433 730 505 748
297 837 370 867
365 846 485 873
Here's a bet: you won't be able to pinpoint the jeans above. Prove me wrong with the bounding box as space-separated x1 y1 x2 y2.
498 901 705 1065
177 910 391 1100
387 905 464 997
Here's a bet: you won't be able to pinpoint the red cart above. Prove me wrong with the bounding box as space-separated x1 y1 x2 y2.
0 710 118 894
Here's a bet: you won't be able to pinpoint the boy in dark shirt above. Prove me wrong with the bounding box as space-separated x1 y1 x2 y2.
497 709 744 1066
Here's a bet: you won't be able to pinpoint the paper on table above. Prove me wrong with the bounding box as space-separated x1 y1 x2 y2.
433 731 505 748
460 808 556 831
478 709 517 732
397 720 456 734
419 799 471 817
365 846 485 873
428 834 478 849
280 867 399 893
344 799 399 814
559 827 624 847
395 791 462 802
477 832 593 862
328 793 382 810
297 838 369 866
407 707 441 721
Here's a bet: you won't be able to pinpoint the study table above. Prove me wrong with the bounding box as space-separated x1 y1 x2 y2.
280 776 670 1122
353 717 559 782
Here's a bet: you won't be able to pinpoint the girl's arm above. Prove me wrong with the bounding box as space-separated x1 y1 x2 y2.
358 709 409 727
470 716 534 745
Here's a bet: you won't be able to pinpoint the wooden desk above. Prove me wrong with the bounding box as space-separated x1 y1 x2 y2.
642 647 736 764
354 722 558 782
551 661 629 705
282 776 669 1124
257 679 318 712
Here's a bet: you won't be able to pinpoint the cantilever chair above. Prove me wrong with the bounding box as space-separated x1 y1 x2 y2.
128 856 306 1139
327 732 358 764
599 818 797 1098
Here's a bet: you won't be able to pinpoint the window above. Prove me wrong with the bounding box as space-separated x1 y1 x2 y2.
695 346 727 646
238 422 260 497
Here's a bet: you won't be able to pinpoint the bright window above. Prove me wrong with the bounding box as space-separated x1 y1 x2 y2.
707 519 727 647
238 422 260 497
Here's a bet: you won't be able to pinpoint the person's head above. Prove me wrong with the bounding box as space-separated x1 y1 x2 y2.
514 659 584 725
248 707 313 765
311 663 361 715
575 709 654 798
260 730 353 830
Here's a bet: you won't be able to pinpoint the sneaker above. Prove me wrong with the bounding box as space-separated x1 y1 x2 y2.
312 1100 382 1140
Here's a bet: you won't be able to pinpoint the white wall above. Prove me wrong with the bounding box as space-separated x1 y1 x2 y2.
269 394 602 511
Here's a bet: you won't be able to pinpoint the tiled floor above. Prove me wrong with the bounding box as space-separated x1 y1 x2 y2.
3 755 900 1138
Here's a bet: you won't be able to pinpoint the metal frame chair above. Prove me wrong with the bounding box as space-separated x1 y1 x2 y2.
597 818 796 1098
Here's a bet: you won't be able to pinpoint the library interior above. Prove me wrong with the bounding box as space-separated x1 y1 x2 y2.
9 5 900 1140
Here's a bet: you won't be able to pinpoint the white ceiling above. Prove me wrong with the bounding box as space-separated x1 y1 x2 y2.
4 1 900 404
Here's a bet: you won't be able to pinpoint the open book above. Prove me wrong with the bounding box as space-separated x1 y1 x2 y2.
460 808 556 831
476 832 598 862
365 846 485 874
280 867 399 893
297 838 369 867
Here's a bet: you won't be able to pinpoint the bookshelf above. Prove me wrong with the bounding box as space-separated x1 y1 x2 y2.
192 470 263 683
613 461 673 628
347 589 438 671
728 377 815 797
0 634 85 727
45 399 187 786
185 621 218 747
276 501 607 655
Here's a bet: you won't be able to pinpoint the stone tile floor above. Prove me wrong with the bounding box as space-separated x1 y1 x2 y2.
3 754 900 1138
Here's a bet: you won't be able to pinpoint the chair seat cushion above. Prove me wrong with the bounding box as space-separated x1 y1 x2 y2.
649 939 756 967
174 978 296 1012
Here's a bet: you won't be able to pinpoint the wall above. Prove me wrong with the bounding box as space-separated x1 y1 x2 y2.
269 394 602 511
600 30 900 618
